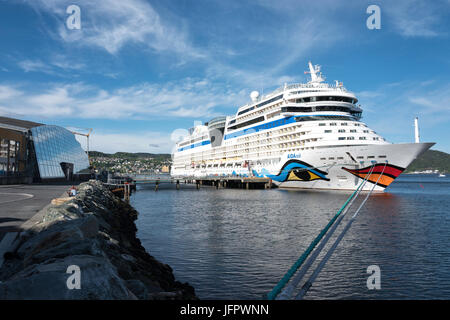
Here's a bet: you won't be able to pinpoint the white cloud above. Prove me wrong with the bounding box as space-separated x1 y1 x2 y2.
18 60 52 73
0 85 22 100
75 130 174 154
383 0 447 37
0 78 249 120
355 80 450 144
27 0 204 58
18 55 85 75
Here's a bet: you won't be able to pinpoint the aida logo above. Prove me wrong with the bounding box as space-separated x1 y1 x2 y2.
287 153 301 159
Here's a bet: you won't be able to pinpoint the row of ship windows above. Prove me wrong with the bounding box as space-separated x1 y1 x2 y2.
325 129 375 134
290 95 357 104
318 122 366 127
178 134 209 147
235 103 282 124
237 94 284 116
281 106 361 115
337 136 381 140
320 155 387 160
229 115 360 132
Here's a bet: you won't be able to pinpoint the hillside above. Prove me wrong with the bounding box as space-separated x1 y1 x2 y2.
88 149 450 174
89 151 171 161
405 149 450 173
88 151 171 174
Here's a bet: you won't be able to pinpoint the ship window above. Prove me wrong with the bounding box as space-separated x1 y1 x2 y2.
350 129 356 133
338 137 346 140
296 96 357 104
341 122 348 126
330 123 337 126
338 129 346 133
318 123 326 126
324 130 332 133
347 136 355 140
378 155 387 158
329 157 335 160
228 116 265 130
367 156 375 159
357 156 364 159
320 157 326 160
337 157 344 160
295 115 355 122
359 137 367 140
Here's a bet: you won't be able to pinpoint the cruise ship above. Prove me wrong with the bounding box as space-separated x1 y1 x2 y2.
171 62 434 191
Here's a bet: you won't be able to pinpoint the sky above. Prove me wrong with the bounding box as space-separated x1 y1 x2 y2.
0 0 449 154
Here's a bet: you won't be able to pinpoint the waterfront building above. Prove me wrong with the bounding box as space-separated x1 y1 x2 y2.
0 116 90 184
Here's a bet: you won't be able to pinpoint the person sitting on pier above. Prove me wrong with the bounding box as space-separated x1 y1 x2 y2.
68 186 77 197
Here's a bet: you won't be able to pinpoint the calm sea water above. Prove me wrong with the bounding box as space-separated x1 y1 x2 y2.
133 174 450 299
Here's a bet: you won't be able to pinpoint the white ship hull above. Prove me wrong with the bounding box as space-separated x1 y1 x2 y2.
172 142 433 192
269 142 433 191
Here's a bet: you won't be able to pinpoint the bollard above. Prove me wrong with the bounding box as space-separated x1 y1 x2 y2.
124 183 130 202
196 180 200 190
176 180 180 190
155 180 159 191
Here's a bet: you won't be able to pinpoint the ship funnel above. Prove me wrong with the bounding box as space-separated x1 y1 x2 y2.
414 117 420 143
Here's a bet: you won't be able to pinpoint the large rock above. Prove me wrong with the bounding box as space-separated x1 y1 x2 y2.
0 180 197 300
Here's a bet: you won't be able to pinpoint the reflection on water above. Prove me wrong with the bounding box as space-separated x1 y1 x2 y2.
133 174 450 299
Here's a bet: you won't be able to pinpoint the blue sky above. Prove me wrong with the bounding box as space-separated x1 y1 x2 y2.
0 0 449 153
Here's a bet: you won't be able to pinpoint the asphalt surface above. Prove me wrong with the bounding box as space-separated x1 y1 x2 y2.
0 184 72 241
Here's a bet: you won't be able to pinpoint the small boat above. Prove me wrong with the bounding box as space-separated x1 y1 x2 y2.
439 173 446 177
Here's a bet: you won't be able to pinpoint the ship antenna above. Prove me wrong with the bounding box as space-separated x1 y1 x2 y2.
305 61 325 84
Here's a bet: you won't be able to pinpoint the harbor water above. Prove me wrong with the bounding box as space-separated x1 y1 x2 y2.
133 174 450 299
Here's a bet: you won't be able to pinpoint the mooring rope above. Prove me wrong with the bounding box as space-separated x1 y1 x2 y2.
266 165 372 300
295 162 388 299
276 164 377 300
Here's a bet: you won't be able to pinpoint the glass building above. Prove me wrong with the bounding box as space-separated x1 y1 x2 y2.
31 125 90 179
0 116 90 183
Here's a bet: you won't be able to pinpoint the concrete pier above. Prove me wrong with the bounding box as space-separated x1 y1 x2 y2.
190 177 273 190
133 176 275 190
0 184 72 241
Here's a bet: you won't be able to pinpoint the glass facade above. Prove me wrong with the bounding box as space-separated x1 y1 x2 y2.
31 125 90 179
0 138 20 175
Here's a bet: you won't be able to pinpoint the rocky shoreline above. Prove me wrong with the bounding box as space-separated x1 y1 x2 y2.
0 180 197 300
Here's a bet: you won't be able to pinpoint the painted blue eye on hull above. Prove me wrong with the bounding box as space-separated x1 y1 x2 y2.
258 160 329 182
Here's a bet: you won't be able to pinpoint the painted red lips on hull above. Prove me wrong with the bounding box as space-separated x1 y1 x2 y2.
342 163 405 188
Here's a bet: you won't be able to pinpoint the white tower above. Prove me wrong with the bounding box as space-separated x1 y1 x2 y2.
414 117 420 143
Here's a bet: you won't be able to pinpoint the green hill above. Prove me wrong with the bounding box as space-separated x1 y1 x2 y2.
405 149 450 173
89 151 171 160
88 149 450 173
